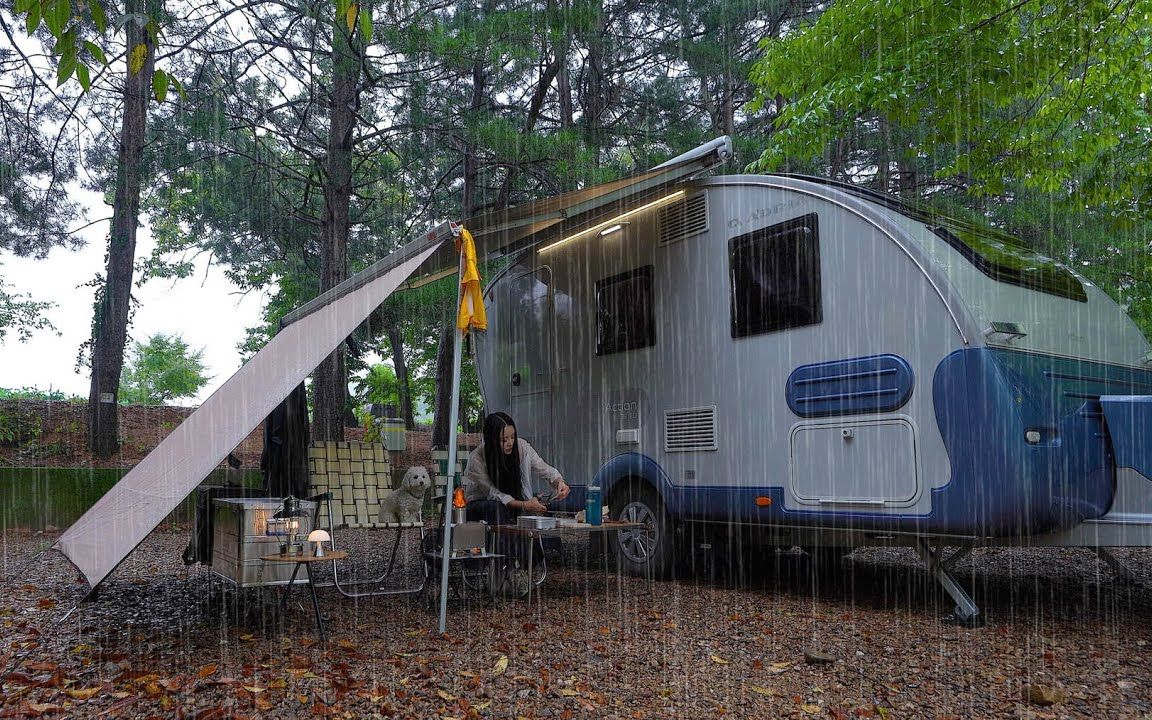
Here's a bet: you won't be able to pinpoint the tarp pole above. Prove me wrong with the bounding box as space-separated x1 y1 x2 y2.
438 251 467 634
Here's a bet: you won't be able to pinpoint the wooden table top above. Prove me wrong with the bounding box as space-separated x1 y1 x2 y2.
261 550 348 563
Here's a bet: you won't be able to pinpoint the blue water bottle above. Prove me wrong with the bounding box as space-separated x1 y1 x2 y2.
586 485 602 525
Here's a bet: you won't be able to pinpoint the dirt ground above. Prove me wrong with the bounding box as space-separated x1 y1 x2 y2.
2 402 1152 717
1 529 1151 719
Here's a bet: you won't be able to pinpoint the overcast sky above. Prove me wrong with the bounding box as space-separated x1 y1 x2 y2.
1 191 267 405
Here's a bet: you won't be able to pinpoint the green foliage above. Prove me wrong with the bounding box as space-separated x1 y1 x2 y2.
0 405 42 447
118 333 211 405
0 387 83 402
354 364 400 409
0 277 57 343
750 0 1152 218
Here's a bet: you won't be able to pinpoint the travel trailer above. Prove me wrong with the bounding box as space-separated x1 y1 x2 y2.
469 150 1152 624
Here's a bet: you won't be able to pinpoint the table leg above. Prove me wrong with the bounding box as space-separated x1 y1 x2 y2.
278 561 304 618
306 567 326 643
525 534 535 605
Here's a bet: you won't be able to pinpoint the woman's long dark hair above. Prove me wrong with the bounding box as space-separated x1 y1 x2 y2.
482 412 522 499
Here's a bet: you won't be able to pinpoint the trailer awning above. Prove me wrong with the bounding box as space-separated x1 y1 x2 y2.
55 236 448 589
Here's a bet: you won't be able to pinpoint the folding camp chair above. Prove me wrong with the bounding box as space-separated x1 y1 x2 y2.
428 448 547 595
308 441 427 598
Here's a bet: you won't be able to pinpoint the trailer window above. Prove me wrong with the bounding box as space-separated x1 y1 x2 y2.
929 223 1087 302
729 213 822 338
595 266 655 356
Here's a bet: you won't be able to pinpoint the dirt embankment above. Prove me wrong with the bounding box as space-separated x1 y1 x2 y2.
0 399 477 478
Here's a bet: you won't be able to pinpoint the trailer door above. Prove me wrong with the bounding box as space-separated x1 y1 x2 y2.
501 267 554 459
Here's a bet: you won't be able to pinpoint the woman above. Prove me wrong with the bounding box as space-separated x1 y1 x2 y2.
463 412 570 525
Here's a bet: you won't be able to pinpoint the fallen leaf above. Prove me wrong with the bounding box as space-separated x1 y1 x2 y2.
65 687 101 700
458 671 477 678
557 689 580 697
801 703 822 715
437 690 456 701
473 701 491 710
710 654 729 665
768 661 793 674
1022 684 1066 706
26 702 61 714
803 647 837 664
159 676 186 693
25 662 57 672
491 655 508 677
197 663 218 679
748 686 780 697
243 685 266 694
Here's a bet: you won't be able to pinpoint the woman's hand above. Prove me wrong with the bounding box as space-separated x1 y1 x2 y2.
552 478 570 502
522 497 548 513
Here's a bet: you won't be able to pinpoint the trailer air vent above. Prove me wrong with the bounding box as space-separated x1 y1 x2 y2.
664 406 718 452
658 192 708 246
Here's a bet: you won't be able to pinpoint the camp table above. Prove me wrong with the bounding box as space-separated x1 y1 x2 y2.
492 520 653 604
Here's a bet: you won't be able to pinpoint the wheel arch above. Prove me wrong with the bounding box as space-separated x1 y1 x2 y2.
592 452 677 515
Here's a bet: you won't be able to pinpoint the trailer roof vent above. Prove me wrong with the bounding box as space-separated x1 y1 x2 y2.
664 406 718 452
658 192 708 246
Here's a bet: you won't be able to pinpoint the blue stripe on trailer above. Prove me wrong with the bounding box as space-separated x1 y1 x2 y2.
1100 395 1152 480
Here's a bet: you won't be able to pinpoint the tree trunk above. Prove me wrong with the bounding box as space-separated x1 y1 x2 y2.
581 0 607 161
385 324 415 429
557 0 574 129
312 11 363 441
87 1 156 457
430 320 455 448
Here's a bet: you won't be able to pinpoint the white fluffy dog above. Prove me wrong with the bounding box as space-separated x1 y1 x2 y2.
378 466 431 524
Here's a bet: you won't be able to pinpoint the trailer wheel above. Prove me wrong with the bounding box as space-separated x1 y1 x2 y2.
612 484 675 579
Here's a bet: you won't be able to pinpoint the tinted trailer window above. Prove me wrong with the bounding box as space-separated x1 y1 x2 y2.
729 212 823 338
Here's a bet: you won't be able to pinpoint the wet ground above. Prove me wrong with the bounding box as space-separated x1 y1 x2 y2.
1 528 1150 718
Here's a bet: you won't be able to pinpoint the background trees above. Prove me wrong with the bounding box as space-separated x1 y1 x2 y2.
750 0 1152 335
3 0 1149 441
118 332 210 404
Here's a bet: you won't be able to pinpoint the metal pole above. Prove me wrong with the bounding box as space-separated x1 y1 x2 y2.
438 252 467 634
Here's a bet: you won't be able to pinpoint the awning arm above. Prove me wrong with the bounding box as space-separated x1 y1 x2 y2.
472 136 732 241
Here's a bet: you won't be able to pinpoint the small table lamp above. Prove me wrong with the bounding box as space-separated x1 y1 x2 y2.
307 529 331 557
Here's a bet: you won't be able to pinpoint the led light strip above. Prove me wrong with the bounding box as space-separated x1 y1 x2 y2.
538 190 686 254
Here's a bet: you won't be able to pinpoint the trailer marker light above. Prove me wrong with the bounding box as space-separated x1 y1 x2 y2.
539 190 686 254
754 496 772 507
1024 429 1042 444
599 223 625 236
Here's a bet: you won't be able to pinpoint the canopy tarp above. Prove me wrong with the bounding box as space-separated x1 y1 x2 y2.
55 231 450 588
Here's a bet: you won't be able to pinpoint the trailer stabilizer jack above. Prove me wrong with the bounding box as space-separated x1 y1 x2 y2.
916 540 983 627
